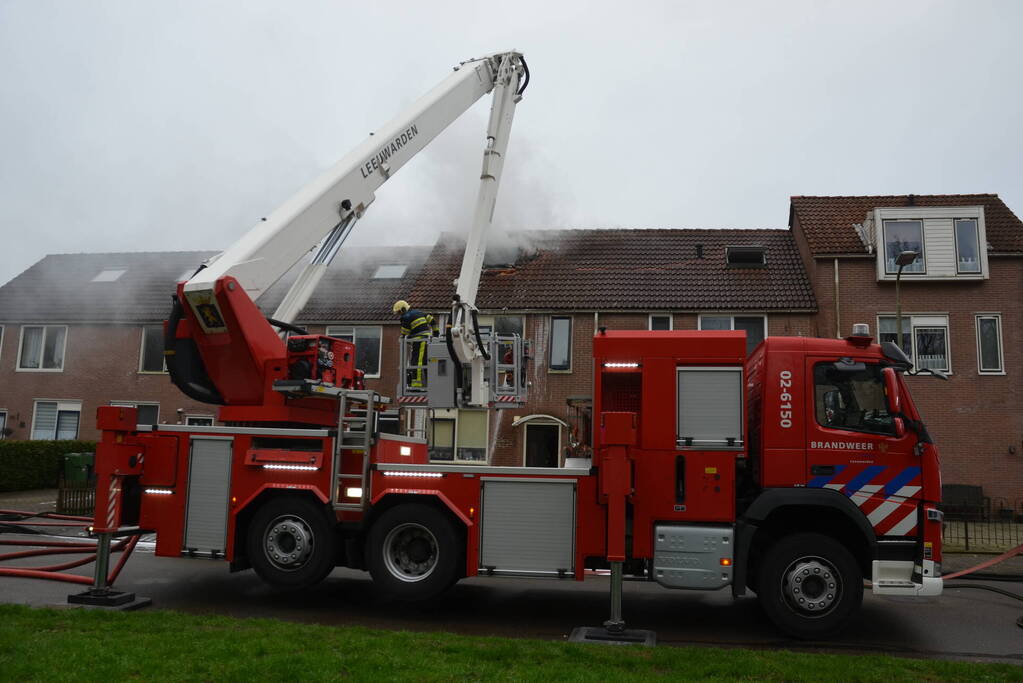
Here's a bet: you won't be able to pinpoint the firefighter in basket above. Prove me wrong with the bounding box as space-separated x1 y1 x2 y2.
393 300 438 389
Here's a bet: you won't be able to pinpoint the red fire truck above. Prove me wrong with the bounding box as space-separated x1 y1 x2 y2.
84 52 943 639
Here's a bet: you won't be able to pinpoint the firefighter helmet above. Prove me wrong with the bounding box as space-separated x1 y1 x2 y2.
392 300 410 314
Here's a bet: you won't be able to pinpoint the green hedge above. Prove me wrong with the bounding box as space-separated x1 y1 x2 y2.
0 440 97 493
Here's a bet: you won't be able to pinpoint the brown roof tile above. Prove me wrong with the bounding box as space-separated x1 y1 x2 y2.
408 229 817 312
790 194 1023 255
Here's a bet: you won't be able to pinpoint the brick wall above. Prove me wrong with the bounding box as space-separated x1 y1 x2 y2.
0 324 216 441
791 213 1023 502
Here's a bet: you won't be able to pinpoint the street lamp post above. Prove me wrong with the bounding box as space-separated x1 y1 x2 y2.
895 250 919 354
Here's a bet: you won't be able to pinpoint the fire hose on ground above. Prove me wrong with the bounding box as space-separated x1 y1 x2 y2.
0 508 144 604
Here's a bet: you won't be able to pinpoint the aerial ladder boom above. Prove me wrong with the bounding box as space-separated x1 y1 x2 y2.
167 52 528 409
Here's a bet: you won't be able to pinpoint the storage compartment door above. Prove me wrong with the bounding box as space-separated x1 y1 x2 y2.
479 478 575 576
184 436 233 554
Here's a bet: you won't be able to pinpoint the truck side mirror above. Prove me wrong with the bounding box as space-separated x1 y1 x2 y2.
882 367 901 415
892 416 906 438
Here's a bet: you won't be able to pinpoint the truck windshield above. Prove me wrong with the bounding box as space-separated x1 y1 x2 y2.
813 363 895 436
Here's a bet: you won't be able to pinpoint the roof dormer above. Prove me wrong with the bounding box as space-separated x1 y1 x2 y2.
870 205 989 281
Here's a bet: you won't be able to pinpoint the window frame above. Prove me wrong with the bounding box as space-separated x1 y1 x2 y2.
325 324 383 379
31 400 82 440
881 219 927 275
371 264 407 279
16 325 68 372
697 313 768 354
110 401 161 425
185 414 216 426
427 410 489 464
138 325 168 373
953 218 982 275
0 409 7 440
548 316 573 372
876 314 952 374
648 314 673 331
725 245 766 267
975 314 1005 375
427 416 457 463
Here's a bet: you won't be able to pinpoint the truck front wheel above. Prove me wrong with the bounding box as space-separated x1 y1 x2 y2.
367 503 461 600
247 496 337 591
756 532 862 639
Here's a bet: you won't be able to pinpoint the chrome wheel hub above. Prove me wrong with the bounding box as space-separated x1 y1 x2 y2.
382 522 438 583
781 556 840 616
264 515 314 571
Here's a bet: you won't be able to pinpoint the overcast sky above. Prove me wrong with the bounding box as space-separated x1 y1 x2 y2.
1 0 1020 286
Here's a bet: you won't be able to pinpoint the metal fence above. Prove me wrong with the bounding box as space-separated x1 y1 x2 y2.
940 496 1023 552
56 476 95 517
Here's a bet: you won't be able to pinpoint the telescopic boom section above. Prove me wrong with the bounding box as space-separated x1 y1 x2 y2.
166 51 528 410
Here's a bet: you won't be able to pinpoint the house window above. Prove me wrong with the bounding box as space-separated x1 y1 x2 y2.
955 219 981 274
31 401 81 440
878 315 950 372
18 325 67 371
0 410 7 439
110 401 160 425
649 314 672 331
882 220 925 274
325 325 382 378
456 410 487 462
524 422 560 467
139 325 167 373
549 316 572 371
428 418 455 461
185 415 215 426
976 315 1004 374
699 315 766 355
726 246 766 267
372 264 407 279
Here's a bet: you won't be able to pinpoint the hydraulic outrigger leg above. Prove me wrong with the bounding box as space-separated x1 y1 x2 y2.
67 531 143 607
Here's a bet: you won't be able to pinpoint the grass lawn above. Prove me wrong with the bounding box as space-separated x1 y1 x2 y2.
0 604 1019 681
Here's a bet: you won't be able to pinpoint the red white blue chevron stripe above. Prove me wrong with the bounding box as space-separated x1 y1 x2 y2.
808 464 922 536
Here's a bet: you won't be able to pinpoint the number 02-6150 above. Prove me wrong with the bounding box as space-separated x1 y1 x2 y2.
779 370 793 428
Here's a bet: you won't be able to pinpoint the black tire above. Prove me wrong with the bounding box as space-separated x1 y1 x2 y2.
367 503 461 600
247 496 337 591
756 532 863 639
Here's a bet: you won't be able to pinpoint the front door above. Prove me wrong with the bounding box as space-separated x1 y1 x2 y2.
803 357 922 538
524 423 560 467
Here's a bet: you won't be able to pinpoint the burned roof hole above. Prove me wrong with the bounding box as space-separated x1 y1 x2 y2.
726 246 766 267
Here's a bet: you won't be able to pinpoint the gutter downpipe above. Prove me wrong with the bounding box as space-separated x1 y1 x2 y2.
833 258 841 338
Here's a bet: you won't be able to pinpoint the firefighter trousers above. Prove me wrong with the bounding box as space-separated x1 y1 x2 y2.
408 336 429 388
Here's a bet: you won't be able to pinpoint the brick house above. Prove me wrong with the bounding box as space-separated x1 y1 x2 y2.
1 193 1020 502
788 194 1023 502
406 228 817 467
0 247 429 441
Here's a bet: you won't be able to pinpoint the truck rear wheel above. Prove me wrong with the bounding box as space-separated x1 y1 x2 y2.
367 503 461 600
756 532 862 639
247 496 337 591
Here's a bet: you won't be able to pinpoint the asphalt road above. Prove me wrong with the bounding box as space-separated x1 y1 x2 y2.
1 535 1020 664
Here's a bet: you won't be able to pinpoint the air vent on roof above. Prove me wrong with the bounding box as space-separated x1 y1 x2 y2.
373 264 407 279
725 246 766 267
91 268 127 282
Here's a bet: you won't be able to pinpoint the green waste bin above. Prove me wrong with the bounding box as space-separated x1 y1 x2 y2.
63 452 95 484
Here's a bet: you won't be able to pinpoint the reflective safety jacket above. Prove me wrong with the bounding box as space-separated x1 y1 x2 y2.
400 309 435 338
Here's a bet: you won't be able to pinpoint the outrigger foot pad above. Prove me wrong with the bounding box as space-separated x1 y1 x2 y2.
68 589 151 610
568 626 656 646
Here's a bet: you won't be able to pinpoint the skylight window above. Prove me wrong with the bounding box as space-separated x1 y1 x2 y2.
373 264 407 279
91 268 127 282
725 246 766 267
